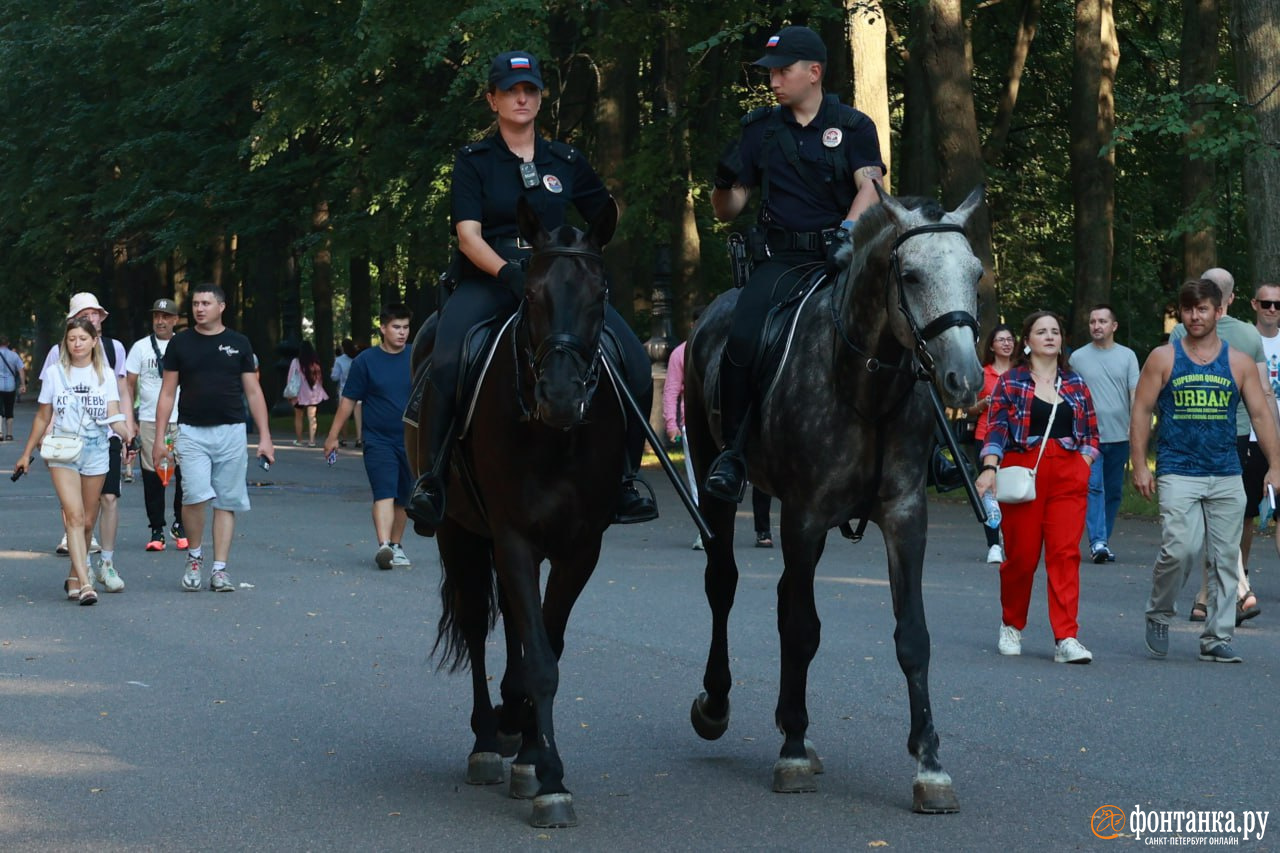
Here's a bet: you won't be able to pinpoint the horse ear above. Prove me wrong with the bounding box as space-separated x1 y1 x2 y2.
946 184 985 226
877 183 910 225
586 197 618 248
517 197 548 247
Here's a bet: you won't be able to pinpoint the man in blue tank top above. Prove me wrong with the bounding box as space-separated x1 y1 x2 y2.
1131 278 1280 663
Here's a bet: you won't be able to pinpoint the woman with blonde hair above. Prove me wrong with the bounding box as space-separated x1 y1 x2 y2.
12 317 132 604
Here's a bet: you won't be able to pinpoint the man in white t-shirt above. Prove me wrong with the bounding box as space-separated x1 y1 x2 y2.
126 299 186 552
41 293 135 590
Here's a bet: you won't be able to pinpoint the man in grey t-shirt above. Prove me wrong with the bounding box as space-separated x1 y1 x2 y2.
1070 304 1139 562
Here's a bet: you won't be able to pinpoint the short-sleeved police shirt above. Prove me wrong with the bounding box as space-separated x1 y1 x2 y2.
451 133 610 240
736 99 884 232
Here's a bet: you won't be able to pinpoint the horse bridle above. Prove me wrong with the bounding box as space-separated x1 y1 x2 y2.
513 244 608 423
832 222 978 380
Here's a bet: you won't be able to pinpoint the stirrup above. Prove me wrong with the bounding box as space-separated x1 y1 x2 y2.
614 475 659 524
704 449 747 504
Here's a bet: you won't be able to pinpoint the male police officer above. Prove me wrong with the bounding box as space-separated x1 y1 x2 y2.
704 26 886 502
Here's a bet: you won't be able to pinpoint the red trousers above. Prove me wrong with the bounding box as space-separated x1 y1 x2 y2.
998 441 1091 640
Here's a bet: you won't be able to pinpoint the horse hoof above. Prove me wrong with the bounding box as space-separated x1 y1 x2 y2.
465 752 504 786
530 793 578 828
772 757 817 793
912 779 960 814
509 763 539 800
497 730 522 758
690 692 730 741
804 739 824 775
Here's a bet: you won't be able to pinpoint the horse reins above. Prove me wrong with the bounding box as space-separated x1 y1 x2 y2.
513 244 609 424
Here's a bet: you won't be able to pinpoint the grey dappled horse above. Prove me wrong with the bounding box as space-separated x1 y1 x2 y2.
683 186 985 813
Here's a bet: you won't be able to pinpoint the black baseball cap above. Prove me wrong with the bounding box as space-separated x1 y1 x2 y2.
489 51 544 90
753 26 827 67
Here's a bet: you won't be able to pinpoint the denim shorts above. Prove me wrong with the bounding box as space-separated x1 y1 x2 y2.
176 423 251 512
361 438 412 505
47 429 111 477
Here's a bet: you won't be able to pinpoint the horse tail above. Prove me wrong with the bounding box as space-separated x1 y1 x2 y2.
431 537 499 673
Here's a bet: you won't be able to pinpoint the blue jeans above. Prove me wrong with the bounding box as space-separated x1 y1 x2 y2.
1086 441 1129 548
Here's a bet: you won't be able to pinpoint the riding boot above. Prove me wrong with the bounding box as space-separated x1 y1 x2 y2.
704 354 751 503
614 408 658 523
405 393 457 535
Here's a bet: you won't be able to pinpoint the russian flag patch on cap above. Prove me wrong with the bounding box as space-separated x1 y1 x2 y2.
510 56 531 69
767 35 780 48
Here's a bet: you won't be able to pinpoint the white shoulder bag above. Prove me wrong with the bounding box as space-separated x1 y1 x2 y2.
39 366 88 464
995 378 1061 504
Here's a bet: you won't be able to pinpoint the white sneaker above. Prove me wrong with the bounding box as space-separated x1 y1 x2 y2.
56 535 101 556
389 543 411 569
94 556 125 592
182 554 203 591
375 543 394 570
998 624 1022 656
1054 637 1093 664
986 544 1004 564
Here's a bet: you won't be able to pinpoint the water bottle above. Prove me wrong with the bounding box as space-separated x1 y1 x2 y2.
158 433 174 486
982 492 1002 528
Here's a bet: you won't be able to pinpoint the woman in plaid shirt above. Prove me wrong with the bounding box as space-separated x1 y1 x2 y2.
976 310 1101 664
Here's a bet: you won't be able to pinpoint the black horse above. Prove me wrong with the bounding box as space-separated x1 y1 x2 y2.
407 197 626 828
683 186 985 813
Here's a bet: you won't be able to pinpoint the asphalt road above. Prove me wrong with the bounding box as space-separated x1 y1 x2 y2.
1 400 1276 852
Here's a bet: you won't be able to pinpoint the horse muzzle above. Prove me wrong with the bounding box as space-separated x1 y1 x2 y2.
925 326 983 409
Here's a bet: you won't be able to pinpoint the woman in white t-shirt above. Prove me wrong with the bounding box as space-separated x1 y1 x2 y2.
13 318 132 605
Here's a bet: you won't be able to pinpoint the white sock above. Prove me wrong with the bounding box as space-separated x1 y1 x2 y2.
189 546 203 560
100 549 114 563
212 561 227 573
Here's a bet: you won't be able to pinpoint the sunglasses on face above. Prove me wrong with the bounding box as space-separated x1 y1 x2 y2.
1257 300 1280 310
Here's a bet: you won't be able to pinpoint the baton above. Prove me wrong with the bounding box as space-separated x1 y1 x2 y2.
926 383 988 524
600 350 714 541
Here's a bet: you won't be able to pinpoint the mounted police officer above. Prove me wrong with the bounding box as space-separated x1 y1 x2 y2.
405 50 658 531
704 26 886 503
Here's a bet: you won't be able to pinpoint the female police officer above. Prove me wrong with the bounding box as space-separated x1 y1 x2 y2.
405 50 657 530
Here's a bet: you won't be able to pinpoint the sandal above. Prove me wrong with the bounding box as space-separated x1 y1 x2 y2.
1189 601 1207 623
1236 592 1261 626
64 578 81 600
78 585 98 606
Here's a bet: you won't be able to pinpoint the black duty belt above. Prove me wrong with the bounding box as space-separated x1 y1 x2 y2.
490 236 533 251
757 225 840 255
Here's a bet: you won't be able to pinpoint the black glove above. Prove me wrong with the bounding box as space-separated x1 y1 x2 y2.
497 261 525 292
825 227 851 278
714 142 742 190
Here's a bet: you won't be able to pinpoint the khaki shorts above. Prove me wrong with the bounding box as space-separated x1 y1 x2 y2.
139 420 179 473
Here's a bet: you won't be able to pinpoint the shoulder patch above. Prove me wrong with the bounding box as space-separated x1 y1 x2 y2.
458 140 491 156
741 105 775 127
547 140 578 163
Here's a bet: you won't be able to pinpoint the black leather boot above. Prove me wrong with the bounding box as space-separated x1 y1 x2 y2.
405 395 457 534
614 385 659 523
704 355 750 503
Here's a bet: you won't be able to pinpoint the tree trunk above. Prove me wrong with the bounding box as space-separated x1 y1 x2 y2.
1180 0 1220 280
983 0 1041 165
899 3 937 197
848 0 892 191
1231 0 1280 286
310 199 335 399
1069 0 1119 339
349 255 373 349
240 231 285 405
596 4 642 325
921 0 998 331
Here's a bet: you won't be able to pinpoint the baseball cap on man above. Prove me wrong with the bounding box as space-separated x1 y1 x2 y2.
489 51 544 91
67 292 108 320
754 26 827 67
151 298 180 315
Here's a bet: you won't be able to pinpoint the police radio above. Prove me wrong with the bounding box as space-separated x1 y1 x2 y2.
519 162 540 189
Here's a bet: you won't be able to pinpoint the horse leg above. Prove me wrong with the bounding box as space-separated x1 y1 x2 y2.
496 582 540 800
493 537 578 828
689 494 740 740
883 508 959 814
771 517 825 793
436 522 505 786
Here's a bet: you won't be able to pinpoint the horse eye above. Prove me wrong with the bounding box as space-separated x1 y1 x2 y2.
901 270 921 287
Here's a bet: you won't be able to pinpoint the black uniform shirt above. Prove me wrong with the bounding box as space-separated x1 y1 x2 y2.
736 99 884 232
451 132 610 240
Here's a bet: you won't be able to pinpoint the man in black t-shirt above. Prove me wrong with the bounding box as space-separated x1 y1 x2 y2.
153 283 275 593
